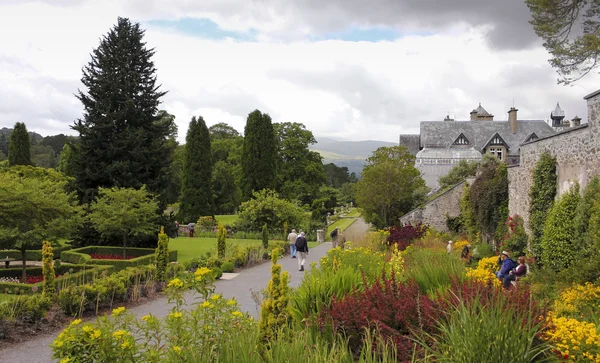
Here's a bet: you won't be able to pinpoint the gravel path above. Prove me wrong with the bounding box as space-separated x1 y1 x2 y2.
1 218 370 362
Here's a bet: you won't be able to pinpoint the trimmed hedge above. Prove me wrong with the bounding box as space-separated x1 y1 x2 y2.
0 264 114 295
0 245 73 261
61 246 177 270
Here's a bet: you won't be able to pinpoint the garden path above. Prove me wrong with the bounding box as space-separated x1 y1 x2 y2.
1 218 370 363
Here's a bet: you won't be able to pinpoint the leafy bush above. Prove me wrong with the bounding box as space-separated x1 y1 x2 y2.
540 184 581 271
498 214 528 257
196 216 217 232
258 248 290 345
528 151 557 258
460 183 478 242
42 241 56 297
234 189 307 233
0 245 73 261
387 223 428 250
445 214 463 233
154 227 169 282
221 261 234 273
212 267 223 280
217 224 226 259
403 248 465 295
320 275 438 361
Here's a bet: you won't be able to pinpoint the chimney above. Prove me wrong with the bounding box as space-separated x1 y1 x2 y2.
470 110 477 121
571 116 581 127
508 107 518 133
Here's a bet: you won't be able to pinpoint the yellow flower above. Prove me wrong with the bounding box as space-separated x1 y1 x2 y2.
141 315 151 321
59 358 71 363
172 346 182 354
201 301 214 308
70 319 82 326
113 330 127 339
232 311 243 318
90 330 101 340
169 311 183 319
54 341 64 348
121 340 131 349
211 294 221 301
226 298 236 306
167 278 184 289
82 325 93 333
112 306 125 316
195 267 212 277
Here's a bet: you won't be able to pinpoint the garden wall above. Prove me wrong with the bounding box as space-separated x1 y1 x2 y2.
399 181 466 232
508 89 600 232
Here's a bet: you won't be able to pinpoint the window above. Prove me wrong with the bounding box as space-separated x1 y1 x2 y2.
489 147 503 161
452 133 470 145
524 133 538 143
492 136 502 144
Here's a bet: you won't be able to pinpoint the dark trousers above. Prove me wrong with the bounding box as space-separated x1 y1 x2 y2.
503 275 517 289
189 229 194 238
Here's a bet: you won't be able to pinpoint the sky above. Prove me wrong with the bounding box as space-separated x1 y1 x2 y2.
1 0 599 143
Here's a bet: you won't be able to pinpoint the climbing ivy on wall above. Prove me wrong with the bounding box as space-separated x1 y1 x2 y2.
460 184 477 242
528 151 557 258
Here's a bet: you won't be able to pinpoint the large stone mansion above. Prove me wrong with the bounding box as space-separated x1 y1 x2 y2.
399 103 583 190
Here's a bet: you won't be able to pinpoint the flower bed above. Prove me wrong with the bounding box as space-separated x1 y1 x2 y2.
61 246 177 271
89 253 136 260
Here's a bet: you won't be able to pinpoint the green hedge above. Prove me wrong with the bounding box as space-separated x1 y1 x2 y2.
0 264 114 295
0 245 73 261
61 246 177 270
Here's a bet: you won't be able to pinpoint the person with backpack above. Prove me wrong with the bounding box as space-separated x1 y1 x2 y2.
330 227 339 248
295 231 309 271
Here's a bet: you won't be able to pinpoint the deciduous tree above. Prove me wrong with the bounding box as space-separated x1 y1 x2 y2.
438 160 478 190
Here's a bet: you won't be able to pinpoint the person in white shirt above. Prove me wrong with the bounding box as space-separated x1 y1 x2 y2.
446 240 453 254
287 229 298 258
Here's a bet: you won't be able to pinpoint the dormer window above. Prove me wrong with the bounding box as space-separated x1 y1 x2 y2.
524 133 538 143
491 135 503 144
452 133 470 145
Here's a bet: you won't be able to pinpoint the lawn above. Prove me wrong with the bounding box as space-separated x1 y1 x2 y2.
344 208 361 218
326 217 358 241
171 237 265 262
215 215 239 226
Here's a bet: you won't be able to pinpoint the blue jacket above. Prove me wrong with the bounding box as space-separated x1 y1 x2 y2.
499 258 516 275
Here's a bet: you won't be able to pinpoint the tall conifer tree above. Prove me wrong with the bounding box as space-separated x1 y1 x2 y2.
180 116 214 222
72 17 174 205
241 110 277 200
8 122 32 166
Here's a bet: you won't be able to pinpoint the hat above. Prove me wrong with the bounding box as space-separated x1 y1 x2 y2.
448 240 453 244
501 250 510 257
291 229 296 233
300 231 305 236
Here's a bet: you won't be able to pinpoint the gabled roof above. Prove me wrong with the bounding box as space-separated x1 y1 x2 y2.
524 132 539 143
419 120 556 156
551 102 565 118
482 132 509 150
472 103 492 117
452 133 470 145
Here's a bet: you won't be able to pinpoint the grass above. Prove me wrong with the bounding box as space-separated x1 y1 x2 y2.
326 218 358 240
215 215 239 226
344 208 361 218
0 293 15 302
171 237 265 262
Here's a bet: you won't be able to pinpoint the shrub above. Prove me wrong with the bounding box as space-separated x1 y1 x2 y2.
387 222 428 251
540 184 581 271
155 227 170 282
528 151 557 258
262 224 269 249
498 214 528 257
221 261 234 273
61 246 177 271
460 184 478 242
42 241 56 297
57 286 86 317
196 216 217 232
234 189 307 233
212 267 223 280
258 248 290 345
217 223 226 259
445 214 463 233
321 275 438 361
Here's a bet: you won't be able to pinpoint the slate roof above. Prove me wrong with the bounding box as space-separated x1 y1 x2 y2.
472 103 493 117
419 120 556 156
551 103 565 118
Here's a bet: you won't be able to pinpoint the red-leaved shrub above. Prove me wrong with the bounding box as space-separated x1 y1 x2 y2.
25 274 62 284
387 222 429 251
319 272 438 362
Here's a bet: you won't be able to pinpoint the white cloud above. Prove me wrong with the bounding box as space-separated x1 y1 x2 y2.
0 1 599 143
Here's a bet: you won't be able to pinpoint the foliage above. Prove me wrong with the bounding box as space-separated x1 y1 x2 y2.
526 0 600 84
234 189 307 233
321 275 438 361
72 17 175 206
528 151 557 258
8 122 32 166
155 227 169 282
209 122 241 140
540 184 581 271
572 177 600 281
355 146 428 228
61 246 177 270
323 163 358 188
465 256 502 288
387 223 429 251
403 248 465 295
212 160 242 214
180 116 214 222
241 110 278 200
213 224 225 260
258 248 290 345
88 186 159 259
196 216 217 232
0 294 52 323
261 224 269 249
437 160 478 190
421 281 551 363
274 122 326 205
499 215 528 257
42 241 56 297
0 166 79 282
460 183 478 242
57 143 77 177
445 214 463 234
469 155 508 243
221 261 234 273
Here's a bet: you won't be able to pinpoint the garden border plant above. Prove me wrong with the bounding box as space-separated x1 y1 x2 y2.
61 246 177 270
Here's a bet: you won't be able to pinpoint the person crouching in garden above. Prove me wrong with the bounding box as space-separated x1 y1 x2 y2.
295 231 309 271
503 256 528 289
495 251 515 281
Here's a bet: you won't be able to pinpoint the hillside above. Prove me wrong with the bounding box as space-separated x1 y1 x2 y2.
310 137 397 176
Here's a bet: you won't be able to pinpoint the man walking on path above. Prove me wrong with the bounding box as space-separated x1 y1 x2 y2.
330 227 339 248
287 228 298 258
295 231 308 271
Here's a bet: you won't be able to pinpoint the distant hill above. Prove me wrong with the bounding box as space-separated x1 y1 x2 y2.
310 137 397 176
0 127 44 142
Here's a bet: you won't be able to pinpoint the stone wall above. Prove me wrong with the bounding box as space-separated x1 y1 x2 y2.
508 89 600 231
399 181 465 231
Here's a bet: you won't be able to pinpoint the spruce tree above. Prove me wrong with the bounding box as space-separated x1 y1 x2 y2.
241 110 277 200
180 116 214 223
8 122 32 166
72 17 174 205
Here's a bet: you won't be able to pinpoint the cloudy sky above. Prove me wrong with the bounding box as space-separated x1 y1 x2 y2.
1 0 599 143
